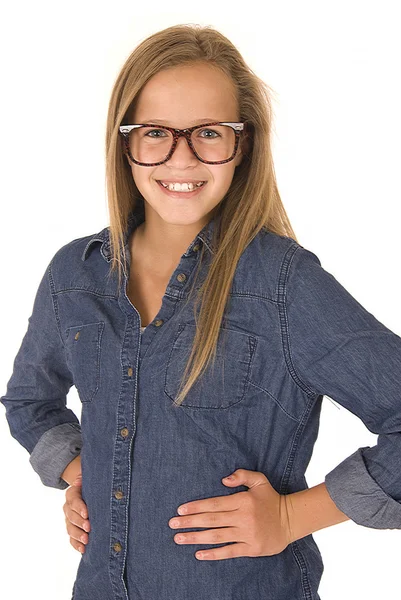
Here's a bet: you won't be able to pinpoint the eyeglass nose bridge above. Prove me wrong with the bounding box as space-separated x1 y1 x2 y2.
166 128 197 161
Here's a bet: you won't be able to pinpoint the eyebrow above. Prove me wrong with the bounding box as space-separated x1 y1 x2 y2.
137 118 219 125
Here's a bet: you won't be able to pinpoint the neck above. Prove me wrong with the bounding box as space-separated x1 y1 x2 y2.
131 209 212 274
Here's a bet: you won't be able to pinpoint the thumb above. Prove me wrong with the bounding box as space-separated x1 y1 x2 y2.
221 468 268 489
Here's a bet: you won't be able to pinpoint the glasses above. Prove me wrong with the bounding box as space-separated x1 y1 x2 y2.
118 122 245 166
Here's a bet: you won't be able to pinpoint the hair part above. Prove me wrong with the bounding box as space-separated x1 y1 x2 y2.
104 23 298 406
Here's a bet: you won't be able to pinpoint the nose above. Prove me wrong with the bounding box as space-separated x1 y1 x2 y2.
166 134 198 166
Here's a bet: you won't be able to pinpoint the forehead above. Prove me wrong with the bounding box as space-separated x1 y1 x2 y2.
133 63 239 122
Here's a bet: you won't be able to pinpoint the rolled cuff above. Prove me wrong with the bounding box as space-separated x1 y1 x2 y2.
325 447 401 530
29 422 82 490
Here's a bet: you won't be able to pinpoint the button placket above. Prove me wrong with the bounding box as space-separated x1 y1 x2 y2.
139 247 200 343
108 311 138 599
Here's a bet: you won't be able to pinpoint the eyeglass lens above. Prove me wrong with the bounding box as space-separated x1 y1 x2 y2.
128 125 236 163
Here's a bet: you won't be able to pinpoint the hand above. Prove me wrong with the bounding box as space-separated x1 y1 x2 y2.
63 474 91 554
168 469 292 561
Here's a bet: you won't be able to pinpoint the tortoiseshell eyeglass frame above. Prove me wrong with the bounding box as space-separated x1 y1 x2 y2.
118 122 246 166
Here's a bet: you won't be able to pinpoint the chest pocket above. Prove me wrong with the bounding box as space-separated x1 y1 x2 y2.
65 321 105 403
164 323 257 409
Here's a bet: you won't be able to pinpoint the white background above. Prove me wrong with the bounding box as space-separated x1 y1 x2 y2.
0 1 400 598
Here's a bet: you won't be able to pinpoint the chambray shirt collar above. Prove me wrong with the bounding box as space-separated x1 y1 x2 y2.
81 202 217 262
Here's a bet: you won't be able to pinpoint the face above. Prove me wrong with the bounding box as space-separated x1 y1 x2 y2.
125 62 243 229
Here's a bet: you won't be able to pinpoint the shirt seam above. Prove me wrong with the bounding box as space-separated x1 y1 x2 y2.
48 260 68 350
278 243 319 399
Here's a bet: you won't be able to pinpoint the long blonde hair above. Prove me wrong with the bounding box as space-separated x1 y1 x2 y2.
105 24 298 406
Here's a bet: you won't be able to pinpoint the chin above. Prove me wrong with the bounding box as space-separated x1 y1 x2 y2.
157 212 208 226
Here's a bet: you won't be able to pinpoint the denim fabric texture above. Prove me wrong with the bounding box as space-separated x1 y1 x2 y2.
1 200 401 600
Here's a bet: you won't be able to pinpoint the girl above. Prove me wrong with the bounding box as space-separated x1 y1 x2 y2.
2 24 400 600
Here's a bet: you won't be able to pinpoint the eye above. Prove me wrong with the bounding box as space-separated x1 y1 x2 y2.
144 128 168 138
197 128 221 138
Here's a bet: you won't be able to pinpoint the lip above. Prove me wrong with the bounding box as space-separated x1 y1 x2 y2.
156 180 207 198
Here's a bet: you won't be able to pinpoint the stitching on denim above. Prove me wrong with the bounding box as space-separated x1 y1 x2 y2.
290 540 313 600
280 395 318 493
94 322 105 401
247 379 300 423
81 235 105 261
54 288 118 298
122 314 140 600
65 322 104 403
108 316 134 600
48 260 68 350
278 244 319 398
227 291 278 303
280 395 318 600
164 324 257 409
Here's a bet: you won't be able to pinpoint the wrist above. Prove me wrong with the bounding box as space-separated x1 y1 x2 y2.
284 482 350 544
61 454 82 486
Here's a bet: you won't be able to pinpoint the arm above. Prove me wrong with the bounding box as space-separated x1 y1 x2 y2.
283 244 401 529
285 482 350 543
61 454 82 486
0 258 82 490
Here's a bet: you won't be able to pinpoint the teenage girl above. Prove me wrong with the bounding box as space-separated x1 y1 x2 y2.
2 24 400 600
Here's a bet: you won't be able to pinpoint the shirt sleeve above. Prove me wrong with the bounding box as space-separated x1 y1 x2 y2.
0 259 82 490
284 244 401 529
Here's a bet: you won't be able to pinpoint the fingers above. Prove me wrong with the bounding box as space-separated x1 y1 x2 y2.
65 518 89 552
68 531 86 554
63 482 90 554
65 484 89 519
63 502 91 532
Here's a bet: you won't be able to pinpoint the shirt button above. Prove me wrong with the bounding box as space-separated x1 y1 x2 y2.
114 490 124 500
192 244 200 252
127 367 133 377
176 273 187 283
113 542 122 553
154 319 164 327
120 427 129 438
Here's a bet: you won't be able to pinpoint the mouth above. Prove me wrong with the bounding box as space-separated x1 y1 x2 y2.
156 180 207 192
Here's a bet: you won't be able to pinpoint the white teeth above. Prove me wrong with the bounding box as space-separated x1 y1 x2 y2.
159 181 205 192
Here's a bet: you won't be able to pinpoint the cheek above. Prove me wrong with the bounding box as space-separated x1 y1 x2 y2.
130 166 156 190
212 167 236 191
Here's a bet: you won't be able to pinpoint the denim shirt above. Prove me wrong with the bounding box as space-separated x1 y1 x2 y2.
1 203 401 600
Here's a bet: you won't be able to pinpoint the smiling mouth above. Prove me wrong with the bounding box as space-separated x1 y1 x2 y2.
156 181 207 191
